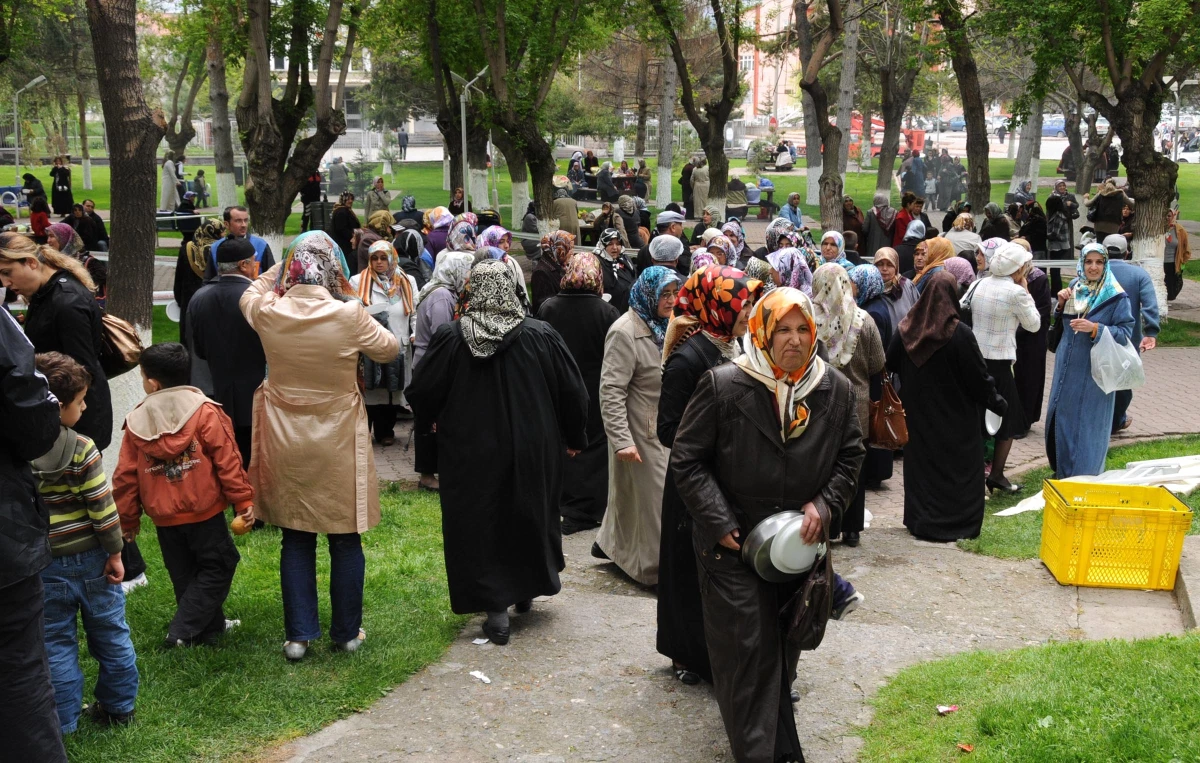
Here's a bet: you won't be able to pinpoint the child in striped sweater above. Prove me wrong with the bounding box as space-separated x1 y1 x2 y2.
31 352 138 732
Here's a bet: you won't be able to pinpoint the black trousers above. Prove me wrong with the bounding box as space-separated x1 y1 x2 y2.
368 405 397 442
1166 264 1184 301
156 513 240 642
0 575 68 761
414 412 438 475
234 425 253 469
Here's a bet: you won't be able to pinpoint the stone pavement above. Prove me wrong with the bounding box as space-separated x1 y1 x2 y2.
303 344 1200 762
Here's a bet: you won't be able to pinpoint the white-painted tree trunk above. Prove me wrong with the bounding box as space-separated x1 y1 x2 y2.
82 158 93 190
216 172 237 208
443 150 451 192
613 137 626 164
382 159 393 177
656 59 677 209
802 93 821 207
511 181 530 230
1009 105 1042 194
468 168 489 211
835 0 860 178
1007 125 1018 159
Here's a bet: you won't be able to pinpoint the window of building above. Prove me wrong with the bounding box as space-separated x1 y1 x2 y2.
739 54 754 73
271 54 287 71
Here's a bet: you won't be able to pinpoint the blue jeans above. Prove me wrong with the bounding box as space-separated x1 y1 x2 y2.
40 548 138 733
280 529 364 643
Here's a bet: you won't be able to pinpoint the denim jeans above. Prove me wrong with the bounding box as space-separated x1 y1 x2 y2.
280 529 364 643
40 548 138 733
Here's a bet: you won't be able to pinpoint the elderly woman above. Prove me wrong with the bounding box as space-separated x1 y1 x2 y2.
658 265 763 686
355 210 397 272
593 266 682 585
328 191 360 262
743 256 779 292
754 216 799 262
913 236 955 295
812 264 885 547
539 255 623 533
671 287 864 762
363 177 392 220
1046 243 1135 478
978 202 1011 242
532 230 575 314
968 242 1042 492
887 272 1006 540
706 234 737 267
407 260 588 645
597 162 620 203
718 220 746 269
239 232 399 661
944 212 982 256
690 205 719 245
874 247 918 327
350 240 418 446
819 230 855 269
862 192 896 260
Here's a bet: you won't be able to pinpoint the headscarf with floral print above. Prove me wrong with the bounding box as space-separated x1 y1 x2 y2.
275 231 352 300
479 225 511 250
559 253 604 295
628 265 681 349
447 220 477 252
767 247 814 295
811 262 867 368
664 264 763 360
459 259 524 358
542 230 576 266
848 264 885 305
707 234 737 265
765 217 797 253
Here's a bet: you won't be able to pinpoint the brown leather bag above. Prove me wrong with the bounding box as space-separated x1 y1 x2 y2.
781 504 833 652
869 377 908 450
99 313 143 378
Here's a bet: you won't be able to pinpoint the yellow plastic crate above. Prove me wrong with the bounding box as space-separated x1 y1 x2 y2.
1039 480 1194 590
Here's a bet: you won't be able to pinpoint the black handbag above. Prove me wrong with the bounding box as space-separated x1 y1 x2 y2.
779 505 833 652
1048 307 1066 352
958 279 982 327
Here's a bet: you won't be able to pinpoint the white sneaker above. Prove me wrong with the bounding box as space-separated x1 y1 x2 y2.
224 619 241 632
120 573 148 594
831 591 865 621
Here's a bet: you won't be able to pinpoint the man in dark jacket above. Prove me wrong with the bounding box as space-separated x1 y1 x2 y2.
636 211 692 277
0 309 69 762
187 238 267 467
82 199 109 251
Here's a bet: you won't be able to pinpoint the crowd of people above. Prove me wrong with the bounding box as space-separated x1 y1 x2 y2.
0 158 1175 761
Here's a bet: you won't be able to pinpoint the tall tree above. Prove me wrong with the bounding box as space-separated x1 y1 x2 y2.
205 15 238 209
834 0 860 175
84 0 165 330
656 55 678 208
795 0 845 229
162 52 208 159
930 0 991 209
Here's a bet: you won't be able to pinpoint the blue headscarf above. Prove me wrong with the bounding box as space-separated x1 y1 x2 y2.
629 265 681 348
820 230 854 270
848 264 885 305
1070 243 1125 316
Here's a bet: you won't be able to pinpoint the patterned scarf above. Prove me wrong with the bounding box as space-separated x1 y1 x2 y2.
734 288 827 440
820 230 854 270
629 265 681 349
415 251 474 308
848 264 885 305
743 257 776 293
767 247 813 295
765 217 797 253
47 222 83 256
708 234 737 265
664 265 762 360
720 220 746 261
560 253 604 294
187 217 226 278
447 221 477 252
479 225 511 250
1070 243 1125 316
275 231 352 300
689 251 717 273
811 263 866 369
542 230 576 266
358 240 414 312
459 260 524 358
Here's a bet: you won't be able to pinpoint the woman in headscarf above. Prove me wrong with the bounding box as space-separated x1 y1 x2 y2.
818 230 854 270
328 191 361 266
978 202 1011 242
690 157 710 213
594 266 682 585
448 186 469 216
349 240 419 446
1045 243 1135 478
913 236 955 294
419 206 454 279
691 205 721 245
706 234 737 266
479 225 511 251
657 265 763 687
894 218 927 275
887 271 1006 541
863 192 897 260
363 176 392 220
407 260 588 646
967 241 1042 493
743 256 779 292
1013 250 1052 434
754 217 798 262
239 231 400 661
597 162 619 203
688 250 717 273
1018 201 1049 258
411 251 474 492
538 255 623 534
973 237 1005 279
593 228 637 312
720 220 748 269
159 157 180 211
616 195 644 249
942 256 977 294
391 227 427 289
767 247 813 295
849 263 895 490
445 219 477 254
532 230 575 314
811 263 885 546
354 210 396 272
873 247 918 327
395 194 422 226
670 287 864 763
780 191 804 227
842 195 865 242
940 199 972 236
944 212 982 256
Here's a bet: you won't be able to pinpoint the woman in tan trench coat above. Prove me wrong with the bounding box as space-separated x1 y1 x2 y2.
239 231 399 662
594 265 681 586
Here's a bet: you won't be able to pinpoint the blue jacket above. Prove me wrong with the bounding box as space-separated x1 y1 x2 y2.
1108 261 1160 349
780 203 804 228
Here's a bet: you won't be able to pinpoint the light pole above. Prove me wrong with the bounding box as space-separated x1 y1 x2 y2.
936 81 942 149
14 75 47 184
450 66 489 209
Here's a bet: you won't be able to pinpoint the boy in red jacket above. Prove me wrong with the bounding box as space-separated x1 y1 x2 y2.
112 343 254 648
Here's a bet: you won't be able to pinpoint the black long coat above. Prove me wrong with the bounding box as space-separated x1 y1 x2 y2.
49 166 73 215
406 319 588 613
537 291 622 525
862 296 895 484
186 275 266 429
886 323 1006 541
23 271 112 450
671 363 864 763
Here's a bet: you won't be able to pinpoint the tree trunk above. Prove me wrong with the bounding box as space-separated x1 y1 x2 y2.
84 0 165 331
634 46 650 157
656 57 677 208
513 123 558 224
1010 104 1042 193
802 91 822 206
467 128 490 212
835 0 860 176
802 79 844 230
703 130 728 221
934 0 990 209
861 105 872 170
77 83 92 190
491 127 528 228
1065 103 1084 190
875 68 916 193
206 24 238 208
1076 113 1110 195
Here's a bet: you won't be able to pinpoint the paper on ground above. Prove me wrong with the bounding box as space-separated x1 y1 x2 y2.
993 455 1200 517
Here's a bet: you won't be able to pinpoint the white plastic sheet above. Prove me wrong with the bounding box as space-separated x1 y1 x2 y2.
993 455 1200 517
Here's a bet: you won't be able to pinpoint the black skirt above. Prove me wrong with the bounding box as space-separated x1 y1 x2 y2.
655 476 712 682
986 358 1027 440
559 435 609 525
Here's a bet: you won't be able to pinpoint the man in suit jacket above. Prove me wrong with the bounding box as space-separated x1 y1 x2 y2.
1104 235 1160 434
187 237 267 466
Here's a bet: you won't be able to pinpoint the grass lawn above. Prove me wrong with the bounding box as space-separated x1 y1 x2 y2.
151 305 179 344
66 487 464 763
1157 317 1200 346
860 632 1200 762
958 435 1200 560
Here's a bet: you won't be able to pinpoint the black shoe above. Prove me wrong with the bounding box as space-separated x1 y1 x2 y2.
481 621 510 645
85 701 135 727
790 689 800 703
591 542 609 560
843 532 861 548
986 477 1022 495
674 667 701 685
514 599 532 614
561 517 600 535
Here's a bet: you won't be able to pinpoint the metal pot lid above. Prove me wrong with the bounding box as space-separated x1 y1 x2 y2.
741 511 825 582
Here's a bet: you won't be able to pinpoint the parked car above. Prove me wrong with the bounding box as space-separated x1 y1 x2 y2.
1176 136 1200 163
947 115 966 132
1042 116 1067 138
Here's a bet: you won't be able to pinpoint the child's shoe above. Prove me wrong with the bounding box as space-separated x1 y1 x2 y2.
85 701 135 727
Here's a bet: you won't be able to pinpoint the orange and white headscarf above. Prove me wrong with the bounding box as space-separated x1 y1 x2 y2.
358 240 414 313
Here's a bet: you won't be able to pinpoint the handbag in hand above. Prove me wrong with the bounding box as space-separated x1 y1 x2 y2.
958 278 982 327
1048 308 1066 353
780 503 833 652
869 378 908 450
99 313 143 378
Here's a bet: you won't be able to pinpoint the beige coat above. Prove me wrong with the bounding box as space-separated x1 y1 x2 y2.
690 165 710 214
239 268 399 534
596 309 669 585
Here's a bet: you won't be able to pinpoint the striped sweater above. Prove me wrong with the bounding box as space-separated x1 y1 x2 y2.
30 427 123 557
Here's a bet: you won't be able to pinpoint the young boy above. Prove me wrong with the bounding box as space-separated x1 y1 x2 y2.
112 342 254 648
32 351 138 731
924 169 939 212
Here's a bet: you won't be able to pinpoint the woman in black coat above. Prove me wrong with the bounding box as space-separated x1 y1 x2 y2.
657 265 762 687
596 162 619 203
0 233 111 449
538 255 622 533
21 173 46 203
1018 202 1049 256
327 192 360 259
49 158 73 215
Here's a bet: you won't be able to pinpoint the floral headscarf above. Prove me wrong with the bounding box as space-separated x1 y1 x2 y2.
734 287 827 440
275 231 352 300
665 265 763 360
820 231 853 270
628 265 681 349
689 251 717 273
743 257 776 294
479 225 511 250
187 217 226 278
765 217 797 253
1070 243 1125 316
618 195 636 214
424 206 453 232
914 237 954 286
721 220 746 259
447 221 477 252
811 263 866 368
47 222 83 256
416 251 474 308
708 234 737 265
479 245 507 261
542 230 576 266
454 212 478 230
848 264 885 305
560 253 603 295
459 260 525 358
359 240 414 312
767 248 813 296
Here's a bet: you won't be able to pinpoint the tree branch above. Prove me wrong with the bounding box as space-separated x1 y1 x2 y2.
648 0 706 139
1096 0 1122 88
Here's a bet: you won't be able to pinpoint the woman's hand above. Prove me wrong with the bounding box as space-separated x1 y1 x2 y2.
1056 288 1072 307
718 529 741 551
566 448 581 458
1070 318 1097 334
615 445 642 463
800 502 823 544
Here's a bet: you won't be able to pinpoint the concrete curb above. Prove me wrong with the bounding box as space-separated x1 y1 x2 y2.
1175 535 1199 630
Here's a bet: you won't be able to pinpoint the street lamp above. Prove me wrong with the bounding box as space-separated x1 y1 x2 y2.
14 75 47 184
450 66 489 209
